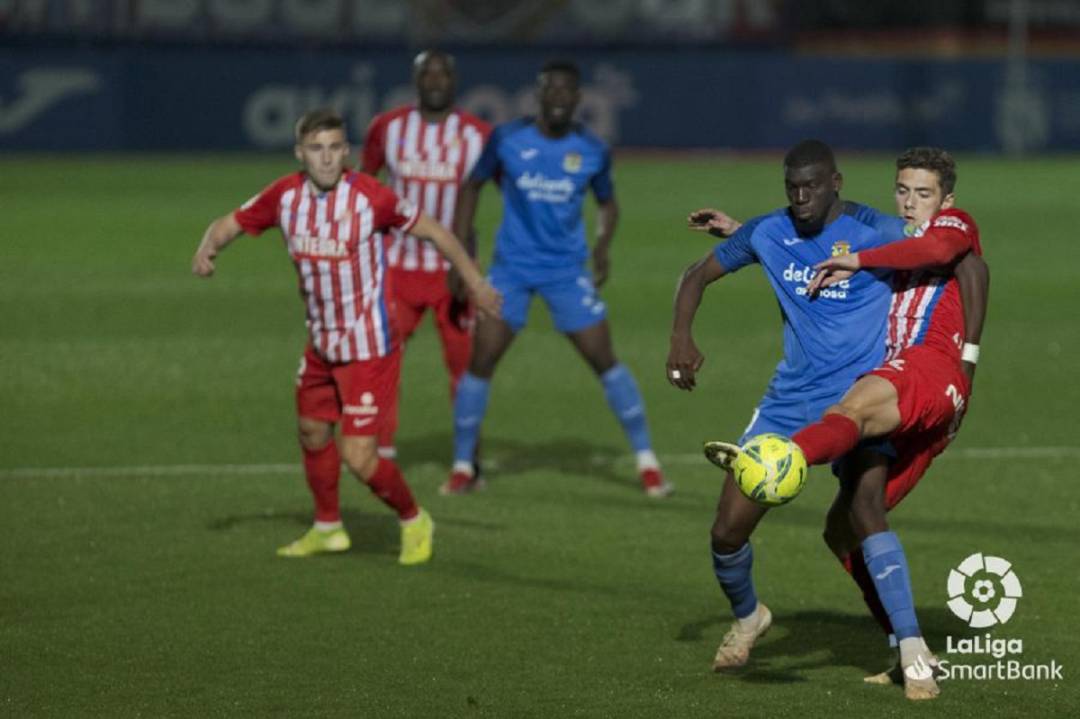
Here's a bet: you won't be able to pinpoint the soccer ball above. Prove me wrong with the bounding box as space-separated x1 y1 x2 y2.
733 433 808 507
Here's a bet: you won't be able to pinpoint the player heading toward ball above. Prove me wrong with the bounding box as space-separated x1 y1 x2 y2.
191 108 500 565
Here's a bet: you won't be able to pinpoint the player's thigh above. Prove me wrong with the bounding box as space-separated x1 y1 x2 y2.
295 345 342 431
539 272 607 336
871 346 970 438
711 472 769 553
839 448 890 540
565 319 617 375
432 287 473 378
834 374 901 437
469 314 516 378
883 433 948 511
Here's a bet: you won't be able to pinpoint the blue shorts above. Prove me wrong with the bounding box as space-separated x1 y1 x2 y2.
740 390 895 472
489 263 606 333
739 392 840 445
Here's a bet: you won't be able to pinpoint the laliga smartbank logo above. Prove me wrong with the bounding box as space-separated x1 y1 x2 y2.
936 553 1064 682
947 552 1022 627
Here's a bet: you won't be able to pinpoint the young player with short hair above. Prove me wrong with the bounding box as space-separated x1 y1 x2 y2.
191 108 500 564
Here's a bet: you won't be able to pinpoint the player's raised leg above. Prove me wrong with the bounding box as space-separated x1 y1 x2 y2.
793 375 901 465
565 318 670 497
709 476 771 670
445 312 516 494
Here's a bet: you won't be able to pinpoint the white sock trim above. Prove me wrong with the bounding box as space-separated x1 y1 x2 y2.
452 460 474 476
636 449 659 471
314 520 343 532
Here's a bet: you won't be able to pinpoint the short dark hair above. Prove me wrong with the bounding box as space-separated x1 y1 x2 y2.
539 59 581 85
295 108 345 143
413 49 455 74
784 139 836 171
896 146 957 195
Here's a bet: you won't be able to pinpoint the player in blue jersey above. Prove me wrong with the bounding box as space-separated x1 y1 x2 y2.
444 60 670 497
686 149 990 700
667 140 927 673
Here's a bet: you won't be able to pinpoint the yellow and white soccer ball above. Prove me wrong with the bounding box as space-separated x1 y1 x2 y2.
733 433 808 507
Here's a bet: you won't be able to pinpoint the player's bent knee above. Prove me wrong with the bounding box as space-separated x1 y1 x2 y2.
297 418 333 451
340 437 379 480
710 521 750 556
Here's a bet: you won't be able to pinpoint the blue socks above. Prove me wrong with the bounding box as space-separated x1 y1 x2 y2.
862 531 920 640
600 364 652 452
452 372 490 464
712 543 758 619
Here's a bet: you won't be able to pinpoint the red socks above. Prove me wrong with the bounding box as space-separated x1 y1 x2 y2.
366 457 419 521
303 441 342 523
843 552 894 636
792 413 860 466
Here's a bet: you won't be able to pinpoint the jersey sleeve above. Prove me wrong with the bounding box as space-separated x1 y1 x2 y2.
361 114 387 175
369 180 420 233
233 178 288 236
843 201 908 242
712 216 763 273
469 124 503 183
858 209 976 270
590 145 615 203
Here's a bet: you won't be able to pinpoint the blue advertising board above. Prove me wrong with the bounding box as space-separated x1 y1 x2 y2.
2 45 1078 151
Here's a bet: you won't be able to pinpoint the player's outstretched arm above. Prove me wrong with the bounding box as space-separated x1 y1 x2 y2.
192 214 244 277
954 252 990 383
687 208 742 238
412 213 501 319
667 252 728 391
593 198 618 287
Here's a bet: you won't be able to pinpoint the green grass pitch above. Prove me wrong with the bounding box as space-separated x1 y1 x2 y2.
2 153 1078 717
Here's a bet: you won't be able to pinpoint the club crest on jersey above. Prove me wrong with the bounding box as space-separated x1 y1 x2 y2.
830 241 852 257
562 152 582 173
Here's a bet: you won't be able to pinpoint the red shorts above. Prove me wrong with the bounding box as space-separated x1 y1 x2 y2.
387 267 473 341
884 430 952 510
295 345 401 436
870 344 970 509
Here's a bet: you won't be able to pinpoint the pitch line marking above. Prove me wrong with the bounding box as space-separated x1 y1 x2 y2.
1 447 1077 480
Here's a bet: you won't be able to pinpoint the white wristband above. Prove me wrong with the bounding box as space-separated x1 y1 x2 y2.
961 343 980 364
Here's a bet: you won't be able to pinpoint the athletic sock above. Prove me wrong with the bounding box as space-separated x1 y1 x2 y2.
842 551 895 636
452 372 490 464
862 531 920 641
366 457 419 521
313 520 343 532
792 413 860 465
711 542 758 620
636 449 660 471
600 364 652 453
302 441 341 523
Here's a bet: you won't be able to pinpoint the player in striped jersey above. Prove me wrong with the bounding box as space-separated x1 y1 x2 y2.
191 109 500 565
362 50 492 463
693 147 988 700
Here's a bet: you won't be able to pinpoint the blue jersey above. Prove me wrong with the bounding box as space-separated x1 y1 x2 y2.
471 118 613 281
714 203 901 400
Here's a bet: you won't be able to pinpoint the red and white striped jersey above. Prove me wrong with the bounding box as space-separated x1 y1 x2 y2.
885 209 982 362
362 106 491 273
233 170 419 363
